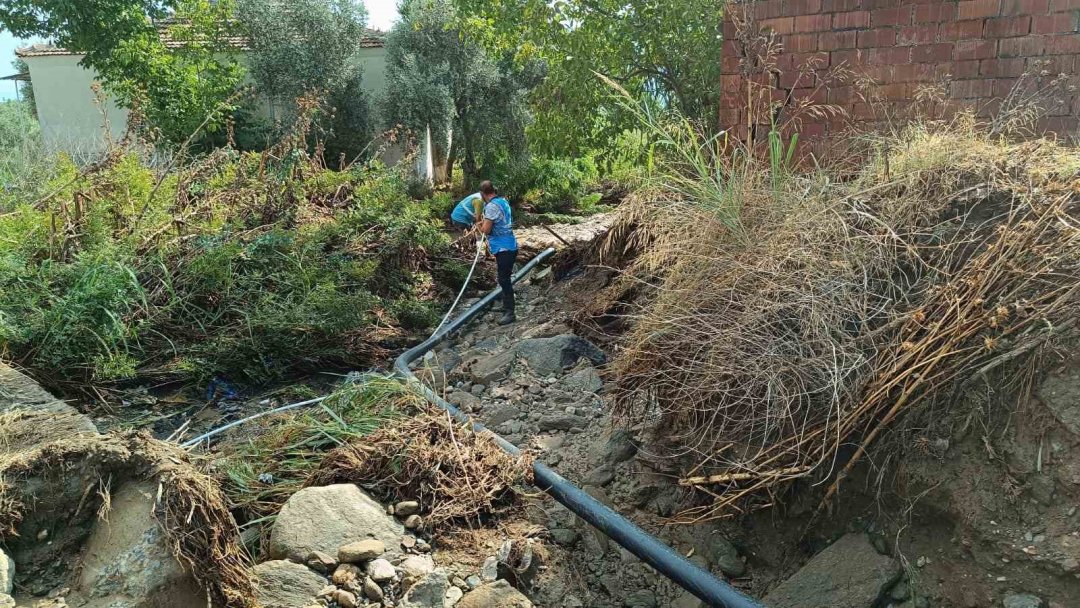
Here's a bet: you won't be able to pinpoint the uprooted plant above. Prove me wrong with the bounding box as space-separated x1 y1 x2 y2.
581 110 1079 523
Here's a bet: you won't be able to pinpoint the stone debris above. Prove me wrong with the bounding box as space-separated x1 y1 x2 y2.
268 484 404 562
338 539 386 563
252 561 327 608
763 533 901 608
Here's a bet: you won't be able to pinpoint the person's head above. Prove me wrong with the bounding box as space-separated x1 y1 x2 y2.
479 180 498 202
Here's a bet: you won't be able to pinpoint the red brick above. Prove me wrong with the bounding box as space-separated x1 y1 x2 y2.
879 82 910 99
872 6 913 25
939 19 986 39
784 33 820 52
992 78 1020 97
864 0 901 8
950 79 995 97
998 35 1047 55
1000 0 1050 13
1037 116 1080 135
824 0 864 11
985 16 1031 37
1045 33 1080 53
795 13 834 31
952 59 984 77
791 51 832 69
912 42 955 61
1032 13 1079 35
870 46 914 62
828 85 858 104
831 48 865 65
1030 53 1076 74
834 10 872 29
899 24 940 44
979 57 1027 76
757 0 786 19
1049 0 1080 9
976 97 1003 118
914 3 957 23
786 0 824 15
958 0 1002 19
761 17 796 34
820 30 859 49
722 54 742 72
791 87 829 104
857 27 899 46
955 39 998 59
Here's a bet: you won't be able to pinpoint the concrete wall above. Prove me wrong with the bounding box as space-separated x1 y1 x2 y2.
719 0 1080 146
22 55 129 160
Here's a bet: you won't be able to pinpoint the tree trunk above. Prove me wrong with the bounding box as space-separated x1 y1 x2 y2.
442 130 456 185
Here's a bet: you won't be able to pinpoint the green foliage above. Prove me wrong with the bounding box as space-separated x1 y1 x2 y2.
11 59 35 117
455 0 725 159
0 100 43 192
0 145 452 389
384 0 541 186
1 0 245 145
236 0 373 159
493 155 600 214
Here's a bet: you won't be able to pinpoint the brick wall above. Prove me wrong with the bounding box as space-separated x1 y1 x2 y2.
719 0 1080 143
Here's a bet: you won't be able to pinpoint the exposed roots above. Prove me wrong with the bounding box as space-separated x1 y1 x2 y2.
308 409 534 531
0 432 256 607
586 119 1080 522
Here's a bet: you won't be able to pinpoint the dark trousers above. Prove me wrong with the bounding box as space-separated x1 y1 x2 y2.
495 250 518 310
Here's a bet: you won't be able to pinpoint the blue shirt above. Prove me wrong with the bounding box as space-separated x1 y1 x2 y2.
483 197 517 254
450 193 483 225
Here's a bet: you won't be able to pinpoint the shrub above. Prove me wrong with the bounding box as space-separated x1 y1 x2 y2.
492 154 600 214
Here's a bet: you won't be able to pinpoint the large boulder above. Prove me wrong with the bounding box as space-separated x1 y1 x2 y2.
399 569 449 608
67 481 204 608
513 335 605 377
253 560 326 608
458 580 533 608
0 549 11 594
269 484 404 562
464 350 517 385
763 533 901 608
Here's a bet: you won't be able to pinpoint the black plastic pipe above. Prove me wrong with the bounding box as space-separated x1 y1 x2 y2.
394 247 765 608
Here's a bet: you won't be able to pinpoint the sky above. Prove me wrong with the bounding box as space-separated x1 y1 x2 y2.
0 0 401 101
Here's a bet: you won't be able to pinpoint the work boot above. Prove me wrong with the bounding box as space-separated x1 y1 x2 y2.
497 293 515 325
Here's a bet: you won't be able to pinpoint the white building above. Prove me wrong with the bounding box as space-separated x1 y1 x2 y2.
15 27 431 180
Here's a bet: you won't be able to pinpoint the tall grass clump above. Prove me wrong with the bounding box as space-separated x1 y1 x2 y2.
582 73 1079 522
0 99 457 393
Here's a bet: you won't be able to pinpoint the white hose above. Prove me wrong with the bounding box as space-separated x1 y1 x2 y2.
181 237 486 449
431 234 485 336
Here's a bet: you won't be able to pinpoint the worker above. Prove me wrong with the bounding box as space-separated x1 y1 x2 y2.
476 180 519 325
450 190 485 230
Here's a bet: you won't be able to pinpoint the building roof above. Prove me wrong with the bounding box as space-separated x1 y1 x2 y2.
17 24 386 58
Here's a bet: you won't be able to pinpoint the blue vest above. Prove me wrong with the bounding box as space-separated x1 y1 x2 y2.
485 197 517 254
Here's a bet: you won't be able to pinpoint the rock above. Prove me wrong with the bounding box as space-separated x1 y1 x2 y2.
763 533 901 608
538 413 588 432
487 405 522 427
0 593 12 608
624 590 658 608
332 563 362 586
1036 360 1080 435
458 580 533 608
338 539 386 563
470 384 486 397
449 390 482 412
362 576 384 601
367 558 396 583
465 575 482 590
585 466 616 486
399 555 436 581
710 537 745 578
445 585 465 606
253 561 327 608
405 514 424 529
481 556 499 582
333 589 359 608
67 481 204 608
560 366 603 394
417 365 448 391
513 335 606 377
305 550 337 573
1003 594 1044 608
0 549 11 594
590 430 638 466
269 484 404 562
467 350 516 385
550 528 579 546
400 570 450 608
672 591 706 608
396 501 421 517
